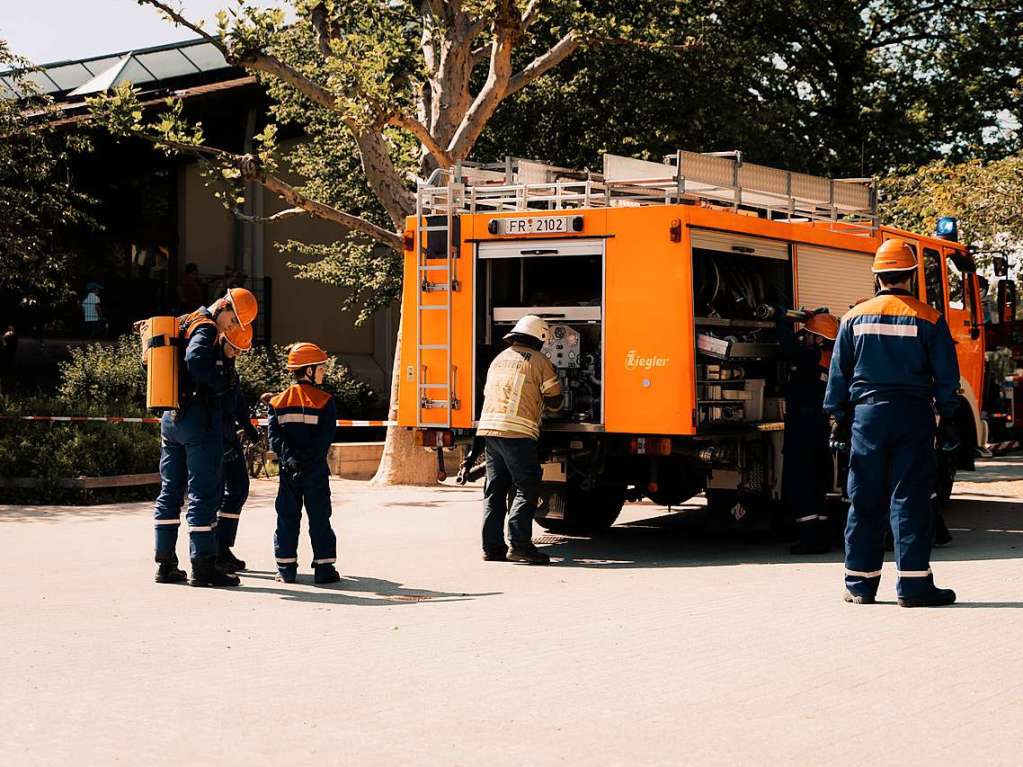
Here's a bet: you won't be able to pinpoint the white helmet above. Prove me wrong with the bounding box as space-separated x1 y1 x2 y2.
503 314 550 344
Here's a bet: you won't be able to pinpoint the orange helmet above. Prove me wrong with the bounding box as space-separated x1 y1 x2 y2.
287 342 328 369
226 287 258 326
223 323 253 352
804 312 839 341
872 239 917 273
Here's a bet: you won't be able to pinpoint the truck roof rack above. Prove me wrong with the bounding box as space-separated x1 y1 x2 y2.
417 151 878 234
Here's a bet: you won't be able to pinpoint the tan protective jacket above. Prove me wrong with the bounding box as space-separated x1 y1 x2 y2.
477 344 562 439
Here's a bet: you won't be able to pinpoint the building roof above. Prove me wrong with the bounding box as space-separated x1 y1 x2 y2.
1 38 231 100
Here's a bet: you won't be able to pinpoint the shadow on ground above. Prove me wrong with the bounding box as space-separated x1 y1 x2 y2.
535 496 1023 570
231 571 500 607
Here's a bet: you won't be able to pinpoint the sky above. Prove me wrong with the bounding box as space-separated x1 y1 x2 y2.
0 0 284 65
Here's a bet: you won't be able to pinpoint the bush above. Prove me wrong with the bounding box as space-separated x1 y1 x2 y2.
0 396 161 504
235 344 377 418
57 335 147 412
0 336 377 504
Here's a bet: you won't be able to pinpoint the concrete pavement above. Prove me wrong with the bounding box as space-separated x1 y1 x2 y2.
2 458 1023 766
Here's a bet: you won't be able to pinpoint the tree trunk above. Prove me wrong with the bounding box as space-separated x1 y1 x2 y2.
370 303 440 486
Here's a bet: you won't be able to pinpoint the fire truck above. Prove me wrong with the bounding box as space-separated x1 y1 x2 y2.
397 151 999 534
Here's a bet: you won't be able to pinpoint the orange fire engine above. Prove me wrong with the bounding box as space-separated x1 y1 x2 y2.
397 151 994 533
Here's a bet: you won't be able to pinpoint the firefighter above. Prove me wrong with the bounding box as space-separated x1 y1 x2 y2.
775 307 840 555
825 239 960 607
477 315 563 565
153 286 258 587
214 322 260 573
268 342 341 584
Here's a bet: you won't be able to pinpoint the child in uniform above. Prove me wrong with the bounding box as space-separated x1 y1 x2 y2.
267 342 340 584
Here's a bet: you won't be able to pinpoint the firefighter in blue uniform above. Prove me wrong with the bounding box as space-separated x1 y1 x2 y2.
268 342 341 584
825 239 960 607
775 308 840 555
153 287 259 587
214 322 260 573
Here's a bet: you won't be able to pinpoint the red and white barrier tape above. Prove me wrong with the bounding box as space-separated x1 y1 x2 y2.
0 415 395 427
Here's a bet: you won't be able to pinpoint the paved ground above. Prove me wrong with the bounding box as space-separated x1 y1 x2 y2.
2 457 1023 766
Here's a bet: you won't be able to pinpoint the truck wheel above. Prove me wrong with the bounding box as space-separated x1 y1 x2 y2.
535 482 626 535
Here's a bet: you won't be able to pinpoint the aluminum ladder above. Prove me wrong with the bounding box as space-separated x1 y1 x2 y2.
415 175 462 428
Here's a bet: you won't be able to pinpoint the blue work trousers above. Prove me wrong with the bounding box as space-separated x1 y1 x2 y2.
153 405 223 559
274 470 336 573
845 398 937 599
215 438 249 549
782 409 831 546
482 436 541 551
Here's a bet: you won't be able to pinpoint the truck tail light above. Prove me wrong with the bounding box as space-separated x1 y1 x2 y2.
629 437 672 456
414 429 453 447
403 229 415 251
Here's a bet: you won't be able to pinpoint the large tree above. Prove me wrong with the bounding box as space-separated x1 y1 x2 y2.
0 40 96 326
881 153 1023 271
480 0 1023 177
92 0 688 483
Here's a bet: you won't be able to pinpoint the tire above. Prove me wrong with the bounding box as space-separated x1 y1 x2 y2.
535 481 626 535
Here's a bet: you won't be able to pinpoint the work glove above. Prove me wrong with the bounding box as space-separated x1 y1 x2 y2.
938 416 960 453
283 457 303 481
242 424 261 444
830 418 851 454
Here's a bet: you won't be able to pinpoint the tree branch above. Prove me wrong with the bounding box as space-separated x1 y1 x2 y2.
387 112 453 167
309 2 338 60
137 0 231 57
521 0 544 31
505 32 580 99
446 0 521 159
138 0 338 110
258 170 402 250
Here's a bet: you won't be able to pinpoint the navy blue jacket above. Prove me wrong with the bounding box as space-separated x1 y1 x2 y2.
268 383 337 476
824 289 960 422
181 308 226 401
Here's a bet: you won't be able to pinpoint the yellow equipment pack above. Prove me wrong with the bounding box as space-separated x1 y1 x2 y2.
137 311 216 412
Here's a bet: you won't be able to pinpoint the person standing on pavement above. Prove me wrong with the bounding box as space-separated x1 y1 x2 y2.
214 323 260 574
774 307 840 555
81 282 103 338
268 342 341 585
476 315 563 565
153 287 259 588
825 239 960 607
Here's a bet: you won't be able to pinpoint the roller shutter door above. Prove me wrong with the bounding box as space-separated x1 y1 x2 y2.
690 230 789 261
796 245 875 317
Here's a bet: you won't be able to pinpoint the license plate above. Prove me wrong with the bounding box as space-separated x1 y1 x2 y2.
499 216 570 235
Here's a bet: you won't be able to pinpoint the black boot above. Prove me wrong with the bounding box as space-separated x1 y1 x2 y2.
189 555 240 588
482 547 508 562
898 587 956 608
216 545 246 573
843 590 876 605
508 543 550 565
314 564 342 584
934 513 952 547
155 552 187 584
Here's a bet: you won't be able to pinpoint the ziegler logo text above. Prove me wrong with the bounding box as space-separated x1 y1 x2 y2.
625 351 669 370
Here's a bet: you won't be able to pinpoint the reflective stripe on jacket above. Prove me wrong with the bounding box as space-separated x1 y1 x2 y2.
268 383 337 471
824 289 960 422
477 344 562 439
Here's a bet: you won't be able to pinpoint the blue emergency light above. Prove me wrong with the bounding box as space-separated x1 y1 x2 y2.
935 216 959 242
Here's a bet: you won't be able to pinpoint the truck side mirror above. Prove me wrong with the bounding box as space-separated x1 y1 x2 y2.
998 279 1018 323
993 256 1008 277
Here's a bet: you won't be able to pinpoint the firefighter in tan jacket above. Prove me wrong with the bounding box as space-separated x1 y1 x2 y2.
477 315 563 564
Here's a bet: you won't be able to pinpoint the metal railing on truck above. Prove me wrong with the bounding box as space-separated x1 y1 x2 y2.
415 150 877 233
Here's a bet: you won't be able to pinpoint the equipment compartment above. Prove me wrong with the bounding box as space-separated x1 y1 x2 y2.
690 231 793 430
474 238 605 428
